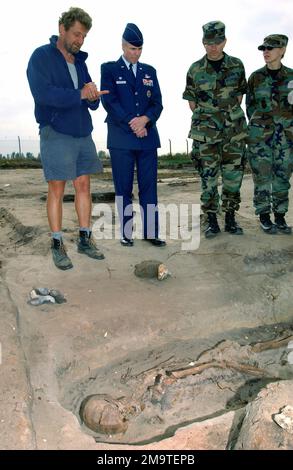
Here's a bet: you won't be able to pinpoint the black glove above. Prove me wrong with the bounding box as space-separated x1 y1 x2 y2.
241 145 248 170
191 141 202 172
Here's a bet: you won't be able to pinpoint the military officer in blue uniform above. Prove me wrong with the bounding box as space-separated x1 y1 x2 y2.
100 23 166 247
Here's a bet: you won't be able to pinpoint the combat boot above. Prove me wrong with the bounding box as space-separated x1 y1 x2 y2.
204 212 221 239
224 211 243 235
274 213 292 234
259 213 277 234
51 238 73 270
77 231 105 260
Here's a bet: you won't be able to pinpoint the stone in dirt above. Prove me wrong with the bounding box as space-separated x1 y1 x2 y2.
134 260 170 280
28 288 66 306
273 405 293 434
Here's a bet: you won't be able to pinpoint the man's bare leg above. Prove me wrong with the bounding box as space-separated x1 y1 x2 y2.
73 175 91 228
47 180 66 232
73 175 104 260
47 180 73 270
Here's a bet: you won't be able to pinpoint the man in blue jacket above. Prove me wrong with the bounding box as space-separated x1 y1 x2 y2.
27 7 109 270
101 23 166 247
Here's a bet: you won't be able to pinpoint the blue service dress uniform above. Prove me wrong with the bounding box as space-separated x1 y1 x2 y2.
100 57 163 239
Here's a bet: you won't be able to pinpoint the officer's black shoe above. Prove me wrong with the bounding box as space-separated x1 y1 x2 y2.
78 231 105 259
274 213 292 234
120 237 134 247
204 213 221 239
51 238 73 270
144 237 166 247
224 211 243 235
259 213 277 234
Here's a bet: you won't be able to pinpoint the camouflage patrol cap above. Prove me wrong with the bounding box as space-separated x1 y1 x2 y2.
258 34 288 50
202 21 226 44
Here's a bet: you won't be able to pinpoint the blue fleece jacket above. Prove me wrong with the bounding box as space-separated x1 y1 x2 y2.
27 35 99 137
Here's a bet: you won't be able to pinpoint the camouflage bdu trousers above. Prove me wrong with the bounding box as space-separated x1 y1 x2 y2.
248 126 293 215
192 139 245 213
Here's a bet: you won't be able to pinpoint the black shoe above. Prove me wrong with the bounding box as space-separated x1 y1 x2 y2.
259 213 277 234
120 237 134 247
144 237 166 247
224 211 243 235
274 213 292 234
205 213 221 239
51 239 73 270
78 231 105 259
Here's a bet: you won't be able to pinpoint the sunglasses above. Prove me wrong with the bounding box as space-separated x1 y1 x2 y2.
259 46 274 51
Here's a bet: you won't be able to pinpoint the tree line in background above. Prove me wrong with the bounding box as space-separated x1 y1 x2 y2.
0 151 193 169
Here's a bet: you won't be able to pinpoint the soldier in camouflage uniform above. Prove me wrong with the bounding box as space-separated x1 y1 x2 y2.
183 21 247 238
246 34 293 234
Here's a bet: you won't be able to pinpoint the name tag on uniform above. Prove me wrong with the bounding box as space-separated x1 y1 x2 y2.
116 80 127 84
143 79 153 87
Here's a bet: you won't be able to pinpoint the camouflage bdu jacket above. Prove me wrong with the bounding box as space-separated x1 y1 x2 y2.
183 53 247 143
246 65 293 144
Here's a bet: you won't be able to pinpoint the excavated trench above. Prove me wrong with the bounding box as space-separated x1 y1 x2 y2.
59 323 293 446
1 206 293 447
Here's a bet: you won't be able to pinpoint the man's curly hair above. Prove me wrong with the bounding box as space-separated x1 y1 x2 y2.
59 7 92 31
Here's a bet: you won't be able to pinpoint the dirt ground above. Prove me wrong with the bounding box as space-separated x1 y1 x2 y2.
0 168 293 450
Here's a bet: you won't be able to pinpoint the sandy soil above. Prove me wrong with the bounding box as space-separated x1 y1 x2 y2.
0 168 292 450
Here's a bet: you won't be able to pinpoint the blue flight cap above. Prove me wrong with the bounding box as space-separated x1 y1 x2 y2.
122 23 143 47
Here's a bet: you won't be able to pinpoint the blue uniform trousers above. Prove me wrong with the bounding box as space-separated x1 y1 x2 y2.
110 148 158 239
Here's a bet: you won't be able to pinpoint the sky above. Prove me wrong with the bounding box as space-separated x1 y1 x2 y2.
0 0 292 155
